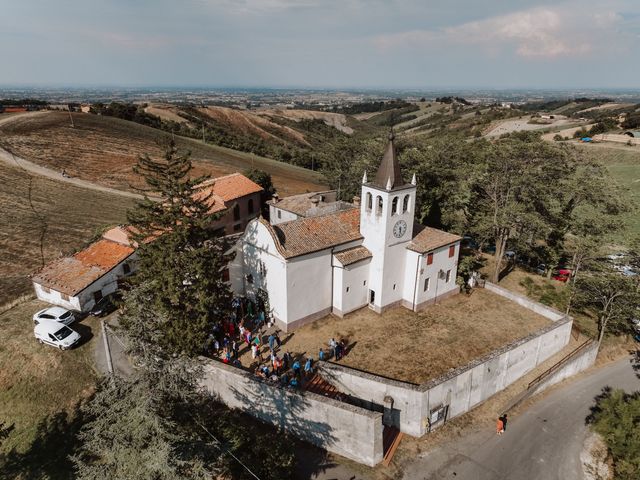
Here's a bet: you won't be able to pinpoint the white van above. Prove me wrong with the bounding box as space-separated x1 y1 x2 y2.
34 321 81 350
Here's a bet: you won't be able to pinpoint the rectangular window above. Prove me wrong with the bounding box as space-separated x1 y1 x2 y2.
393 284 396 290
93 290 103 303
424 278 430 291
446 270 451 282
363 280 367 286
222 269 230 282
61 292 69 301
123 263 131 275
346 286 350 293
427 253 433 265
277 210 282 219
449 245 455 258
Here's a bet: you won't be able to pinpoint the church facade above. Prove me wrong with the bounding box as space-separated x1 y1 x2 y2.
229 135 462 331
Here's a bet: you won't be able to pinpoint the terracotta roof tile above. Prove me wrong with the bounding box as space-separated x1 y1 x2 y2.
334 245 372 266
407 225 461 254
269 208 362 258
268 190 337 216
197 173 263 203
32 239 135 296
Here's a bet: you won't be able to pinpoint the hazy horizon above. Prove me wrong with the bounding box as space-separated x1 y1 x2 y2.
1 0 639 89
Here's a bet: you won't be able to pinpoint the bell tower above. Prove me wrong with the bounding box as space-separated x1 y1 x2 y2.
360 132 416 312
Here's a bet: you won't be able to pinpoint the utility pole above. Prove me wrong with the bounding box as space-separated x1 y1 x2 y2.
67 105 75 128
202 123 206 144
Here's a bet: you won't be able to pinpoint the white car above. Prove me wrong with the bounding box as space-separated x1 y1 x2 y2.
33 307 75 326
34 321 81 350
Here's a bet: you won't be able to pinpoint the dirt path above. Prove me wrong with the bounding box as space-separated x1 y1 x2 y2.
0 111 144 200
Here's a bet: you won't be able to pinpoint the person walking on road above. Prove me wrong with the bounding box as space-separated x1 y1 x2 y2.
496 416 504 435
500 414 508 432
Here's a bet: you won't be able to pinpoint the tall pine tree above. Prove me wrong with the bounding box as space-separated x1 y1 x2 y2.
125 140 233 356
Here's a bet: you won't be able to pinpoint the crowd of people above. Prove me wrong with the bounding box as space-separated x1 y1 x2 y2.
206 297 352 390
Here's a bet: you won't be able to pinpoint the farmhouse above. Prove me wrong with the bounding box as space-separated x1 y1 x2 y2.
32 226 137 312
195 173 263 235
230 134 461 331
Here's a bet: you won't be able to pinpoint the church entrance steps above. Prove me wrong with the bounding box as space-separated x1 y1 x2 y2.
304 373 347 401
382 426 403 466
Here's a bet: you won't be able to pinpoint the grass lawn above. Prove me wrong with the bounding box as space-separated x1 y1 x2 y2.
0 300 97 458
239 289 551 384
0 161 134 305
575 143 640 246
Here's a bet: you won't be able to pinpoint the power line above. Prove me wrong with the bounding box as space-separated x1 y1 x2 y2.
190 414 262 480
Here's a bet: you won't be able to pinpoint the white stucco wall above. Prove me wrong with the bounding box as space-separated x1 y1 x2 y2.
412 242 460 308
269 205 299 225
231 221 288 323
286 250 333 324
333 259 370 315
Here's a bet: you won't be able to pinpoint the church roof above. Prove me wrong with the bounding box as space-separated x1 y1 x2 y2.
373 132 405 190
334 245 372 266
407 225 461 254
264 208 362 258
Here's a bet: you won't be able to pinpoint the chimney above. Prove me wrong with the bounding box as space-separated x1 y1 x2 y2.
352 196 361 207
272 193 279 203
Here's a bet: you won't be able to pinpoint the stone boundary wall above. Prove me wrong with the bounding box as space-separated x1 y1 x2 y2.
484 282 565 321
528 340 598 397
199 358 384 466
320 285 574 437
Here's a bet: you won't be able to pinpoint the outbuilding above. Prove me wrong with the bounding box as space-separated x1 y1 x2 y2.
31 226 137 312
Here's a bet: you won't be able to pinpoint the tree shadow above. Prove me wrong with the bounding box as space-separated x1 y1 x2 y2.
584 386 612 425
0 407 84 480
630 349 640 379
215 369 344 477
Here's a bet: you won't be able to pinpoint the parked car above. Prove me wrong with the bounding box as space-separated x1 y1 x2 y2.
32 306 75 326
552 269 572 282
34 321 81 350
89 294 119 317
535 264 547 275
607 252 627 261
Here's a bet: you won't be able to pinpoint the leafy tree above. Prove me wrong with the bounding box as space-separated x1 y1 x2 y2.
573 268 640 345
245 168 276 218
469 137 575 282
589 388 640 480
125 140 233 356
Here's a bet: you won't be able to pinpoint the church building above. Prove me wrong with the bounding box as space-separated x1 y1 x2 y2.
229 134 461 331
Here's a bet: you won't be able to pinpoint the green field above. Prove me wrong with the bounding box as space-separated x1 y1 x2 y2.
576 143 640 246
0 300 98 479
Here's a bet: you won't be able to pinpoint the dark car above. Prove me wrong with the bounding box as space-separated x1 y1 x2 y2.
89 294 119 317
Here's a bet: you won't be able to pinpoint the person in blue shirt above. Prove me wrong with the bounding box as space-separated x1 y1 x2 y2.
304 358 313 377
318 348 325 361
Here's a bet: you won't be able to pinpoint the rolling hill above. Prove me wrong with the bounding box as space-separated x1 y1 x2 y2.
0 111 327 197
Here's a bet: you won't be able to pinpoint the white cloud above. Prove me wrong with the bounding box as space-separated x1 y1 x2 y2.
373 2 633 59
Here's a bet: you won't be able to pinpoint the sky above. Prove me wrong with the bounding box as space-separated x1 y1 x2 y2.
1 0 639 89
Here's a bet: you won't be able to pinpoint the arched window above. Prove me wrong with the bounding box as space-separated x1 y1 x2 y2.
248 198 254 214
233 203 240 221
391 196 399 215
366 192 372 211
376 196 383 215
402 195 410 213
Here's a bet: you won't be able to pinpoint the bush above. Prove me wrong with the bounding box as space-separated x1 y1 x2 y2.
553 134 563 141
589 389 640 480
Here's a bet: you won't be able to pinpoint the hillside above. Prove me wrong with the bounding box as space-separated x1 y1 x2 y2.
0 111 326 196
0 159 134 305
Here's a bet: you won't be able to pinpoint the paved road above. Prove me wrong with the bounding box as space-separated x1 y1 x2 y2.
402 355 640 480
0 111 144 199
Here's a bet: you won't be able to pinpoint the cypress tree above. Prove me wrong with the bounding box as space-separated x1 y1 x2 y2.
124 140 233 356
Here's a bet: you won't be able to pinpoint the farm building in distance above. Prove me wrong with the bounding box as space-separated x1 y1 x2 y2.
31 226 137 312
